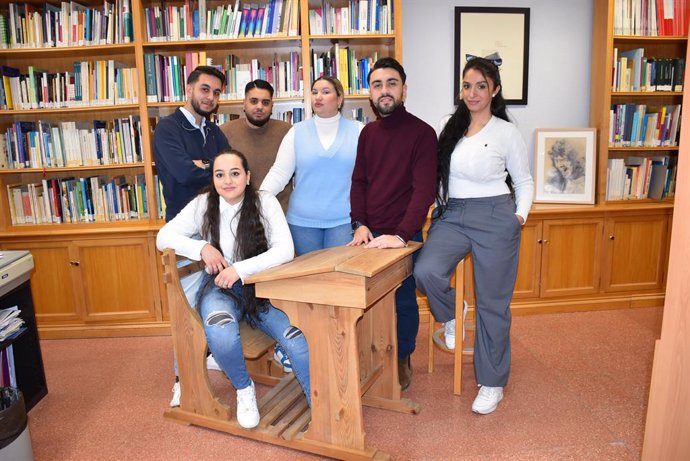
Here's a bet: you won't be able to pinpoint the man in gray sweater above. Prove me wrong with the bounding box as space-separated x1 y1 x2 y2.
220 80 291 212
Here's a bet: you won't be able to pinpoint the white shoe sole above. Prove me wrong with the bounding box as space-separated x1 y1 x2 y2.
207 354 222 372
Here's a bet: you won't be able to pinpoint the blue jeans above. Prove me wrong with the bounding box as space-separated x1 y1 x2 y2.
372 230 423 359
288 222 352 256
199 281 311 405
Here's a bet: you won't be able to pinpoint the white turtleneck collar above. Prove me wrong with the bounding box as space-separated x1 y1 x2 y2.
312 112 342 150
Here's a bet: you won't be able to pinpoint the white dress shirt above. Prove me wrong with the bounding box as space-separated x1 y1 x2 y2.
156 190 294 282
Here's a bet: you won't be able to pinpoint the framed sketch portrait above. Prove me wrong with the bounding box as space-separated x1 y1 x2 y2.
534 128 597 204
454 7 530 105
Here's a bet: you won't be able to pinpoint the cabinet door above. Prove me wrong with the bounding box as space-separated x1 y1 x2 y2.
74 237 159 322
601 214 668 292
513 220 543 299
1 241 82 324
540 219 603 297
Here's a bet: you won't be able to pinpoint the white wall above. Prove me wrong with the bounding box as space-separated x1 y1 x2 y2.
401 0 593 168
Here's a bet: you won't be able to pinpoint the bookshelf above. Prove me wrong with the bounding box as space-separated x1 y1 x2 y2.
0 0 403 338
590 0 686 204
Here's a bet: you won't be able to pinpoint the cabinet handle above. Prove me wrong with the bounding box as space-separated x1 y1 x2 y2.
609 235 615 240
537 239 543 244
69 261 80 266
543 240 549 244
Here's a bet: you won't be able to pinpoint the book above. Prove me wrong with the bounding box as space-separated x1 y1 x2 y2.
647 158 669 200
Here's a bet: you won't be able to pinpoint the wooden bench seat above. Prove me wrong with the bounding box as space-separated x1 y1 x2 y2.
161 251 284 387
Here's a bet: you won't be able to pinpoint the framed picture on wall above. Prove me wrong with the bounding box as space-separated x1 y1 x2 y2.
454 7 530 105
534 128 597 204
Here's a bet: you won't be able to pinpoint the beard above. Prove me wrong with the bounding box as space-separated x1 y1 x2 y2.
373 95 403 115
245 111 271 127
191 97 215 118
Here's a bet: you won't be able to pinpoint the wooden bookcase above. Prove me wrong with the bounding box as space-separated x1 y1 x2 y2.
590 0 685 205
0 0 403 338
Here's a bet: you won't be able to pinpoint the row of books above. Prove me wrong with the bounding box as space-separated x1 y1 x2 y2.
308 0 395 35
612 49 685 92
224 53 302 99
5 173 157 225
144 0 299 42
0 117 143 170
312 46 378 95
606 155 677 200
0 63 138 110
143 52 302 102
608 103 681 147
212 105 371 125
613 0 690 36
212 105 305 125
350 107 373 124
0 0 133 48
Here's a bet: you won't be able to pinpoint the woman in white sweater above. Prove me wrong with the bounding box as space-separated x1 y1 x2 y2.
156 150 310 429
261 76 363 255
414 57 534 415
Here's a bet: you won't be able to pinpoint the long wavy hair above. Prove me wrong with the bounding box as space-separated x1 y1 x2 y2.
197 150 269 327
436 57 511 216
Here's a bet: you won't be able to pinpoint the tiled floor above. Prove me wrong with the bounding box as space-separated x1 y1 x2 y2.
27 306 662 460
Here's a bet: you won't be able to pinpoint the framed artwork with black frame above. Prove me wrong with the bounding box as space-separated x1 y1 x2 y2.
454 7 530 105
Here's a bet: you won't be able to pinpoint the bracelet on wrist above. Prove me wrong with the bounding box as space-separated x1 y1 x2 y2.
395 235 408 247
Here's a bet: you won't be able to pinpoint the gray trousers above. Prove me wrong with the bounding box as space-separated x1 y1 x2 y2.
414 195 521 387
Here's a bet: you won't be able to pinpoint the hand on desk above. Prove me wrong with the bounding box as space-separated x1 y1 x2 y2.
347 226 373 246
364 234 406 249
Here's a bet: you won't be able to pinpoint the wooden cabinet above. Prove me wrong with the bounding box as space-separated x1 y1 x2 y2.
500 205 672 313
0 231 165 338
513 220 542 299
540 218 603 297
510 217 604 300
601 212 669 292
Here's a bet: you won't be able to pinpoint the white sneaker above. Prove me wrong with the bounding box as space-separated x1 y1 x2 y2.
444 319 456 350
236 381 260 429
170 381 181 408
206 354 221 371
443 301 469 350
472 385 504 414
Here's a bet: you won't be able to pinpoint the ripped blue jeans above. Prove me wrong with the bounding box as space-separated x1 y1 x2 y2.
199 281 311 405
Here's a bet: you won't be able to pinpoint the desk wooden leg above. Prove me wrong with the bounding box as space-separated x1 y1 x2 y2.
276 300 367 451
361 291 421 414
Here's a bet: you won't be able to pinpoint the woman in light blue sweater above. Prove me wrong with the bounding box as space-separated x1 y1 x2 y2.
261 76 363 255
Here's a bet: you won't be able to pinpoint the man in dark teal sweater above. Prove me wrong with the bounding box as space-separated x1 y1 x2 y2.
349 58 438 391
153 66 230 222
153 66 230 408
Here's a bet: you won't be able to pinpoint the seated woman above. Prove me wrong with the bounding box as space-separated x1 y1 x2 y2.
156 150 310 429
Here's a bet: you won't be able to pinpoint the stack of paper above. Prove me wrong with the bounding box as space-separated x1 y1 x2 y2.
0 307 24 342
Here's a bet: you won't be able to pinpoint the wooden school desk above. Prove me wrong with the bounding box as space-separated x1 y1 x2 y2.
163 244 421 460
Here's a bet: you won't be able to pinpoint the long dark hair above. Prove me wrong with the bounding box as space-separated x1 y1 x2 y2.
197 150 269 327
437 57 511 216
